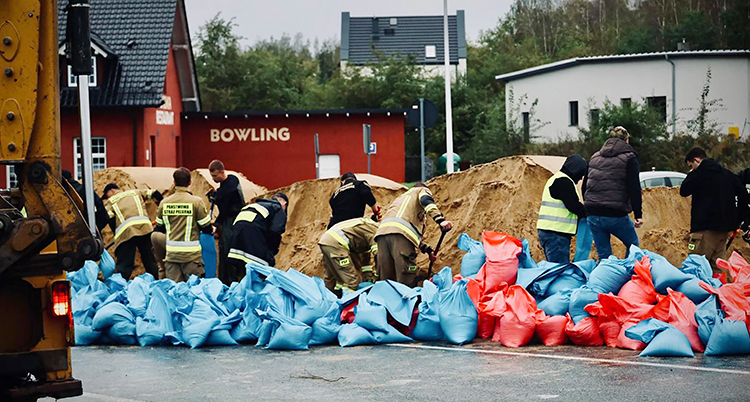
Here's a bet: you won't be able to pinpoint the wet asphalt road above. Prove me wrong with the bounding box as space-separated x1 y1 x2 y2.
44 341 750 402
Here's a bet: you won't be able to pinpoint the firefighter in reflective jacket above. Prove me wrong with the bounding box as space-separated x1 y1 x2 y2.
154 168 213 282
318 217 378 295
103 183 163 280
227 193 288 276
375 183 453 287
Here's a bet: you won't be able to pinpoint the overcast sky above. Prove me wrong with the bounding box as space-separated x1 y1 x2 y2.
184 0 513 48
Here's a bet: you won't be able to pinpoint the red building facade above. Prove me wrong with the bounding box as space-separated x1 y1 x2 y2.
181 110 406 190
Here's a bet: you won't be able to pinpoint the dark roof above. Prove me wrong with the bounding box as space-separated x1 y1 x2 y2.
496 50 750 82
182 108 407 120
58 0 178 108
341 11 466 66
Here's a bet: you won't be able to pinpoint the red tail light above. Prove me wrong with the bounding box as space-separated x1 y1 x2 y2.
51 280 71 318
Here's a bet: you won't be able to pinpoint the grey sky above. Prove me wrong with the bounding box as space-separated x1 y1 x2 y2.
184 0 513 48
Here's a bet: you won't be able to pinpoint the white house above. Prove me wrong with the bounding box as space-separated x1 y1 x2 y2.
340 11 467 78
495 50 750 142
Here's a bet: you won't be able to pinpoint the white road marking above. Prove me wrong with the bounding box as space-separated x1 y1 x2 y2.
388 344 750 376
83 392 149 402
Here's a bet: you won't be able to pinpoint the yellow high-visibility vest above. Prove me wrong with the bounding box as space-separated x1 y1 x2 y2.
536 171 580 235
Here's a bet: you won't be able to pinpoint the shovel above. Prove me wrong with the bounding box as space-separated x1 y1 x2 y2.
418 227 450 280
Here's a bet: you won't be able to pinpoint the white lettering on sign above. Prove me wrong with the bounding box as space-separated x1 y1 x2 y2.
160 95 173 110
156 110 174 126
209 128 292 143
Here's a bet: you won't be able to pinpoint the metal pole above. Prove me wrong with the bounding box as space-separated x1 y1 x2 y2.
665 54 676 137
443 0 455 173
368 151 371 175
77 77 97 235
420 98 426 182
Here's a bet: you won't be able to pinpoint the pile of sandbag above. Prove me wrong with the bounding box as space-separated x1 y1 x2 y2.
70 230 750 355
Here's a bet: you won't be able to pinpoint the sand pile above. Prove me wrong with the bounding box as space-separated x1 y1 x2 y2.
267 176 406 277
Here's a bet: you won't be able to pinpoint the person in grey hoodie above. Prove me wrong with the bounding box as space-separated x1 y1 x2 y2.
583 126 643 260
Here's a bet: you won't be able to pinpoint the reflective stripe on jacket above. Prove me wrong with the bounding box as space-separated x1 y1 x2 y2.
537 171 580 235
375 187 445 246
318 217 378 254
156 187 211 263
104 189 155 250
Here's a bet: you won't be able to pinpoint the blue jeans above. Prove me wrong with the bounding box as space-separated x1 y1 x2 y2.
587 215 640 260
538 229 572 264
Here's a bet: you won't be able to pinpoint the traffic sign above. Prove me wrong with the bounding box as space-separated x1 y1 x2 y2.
407 99 438 128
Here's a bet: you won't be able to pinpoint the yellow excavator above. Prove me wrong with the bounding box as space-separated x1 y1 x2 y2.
1 0 102 400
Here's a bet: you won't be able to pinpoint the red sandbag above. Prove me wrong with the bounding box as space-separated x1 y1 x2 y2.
616 319 646 350
598 319 621 348
648 289 704 352
476 231 522 288
717 251 750 284
699 281 750 321
565 315 603 346
589 293 654 324
535 312 568 346
496 285 537 347
617 256 658 305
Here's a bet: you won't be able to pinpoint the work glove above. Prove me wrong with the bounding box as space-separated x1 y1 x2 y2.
372 205 383 222
206 189 216 202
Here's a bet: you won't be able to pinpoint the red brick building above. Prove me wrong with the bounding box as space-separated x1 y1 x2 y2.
2 0 200 187
181 110 406 190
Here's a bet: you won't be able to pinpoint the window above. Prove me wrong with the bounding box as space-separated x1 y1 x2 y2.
67 57 97 88
74 137 106 180
590 108 600 127
647 96 667 122
641 177 667 188
522 112 530 143
425 45 436 59
384 28 395 36
666 176 684 187
390 17 398 25
6 165 17 189
569 101 579 126
621 98 632 107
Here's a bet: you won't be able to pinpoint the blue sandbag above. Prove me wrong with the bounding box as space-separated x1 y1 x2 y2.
574 218 593 262
372 324 413 344
457 233 485 277
432 267 453 292
310 303 341 346
126 277 151 318
568 286 599 324
273 269 329 325
106 273 128 293
180 299 221 349
99 250 116 279
231 301 264 344
135 286 174 346
695 295 721 346
588 258 633 294
704 318 750 356
438 279 477 345
353 293 389 332
545 269 587 297
625 318 695 357
648 251 691 293
74 323 100 346
366 280 419 327
106 321 137 345
205 310 241 346
255 320 276 347
538 289 573 317
338 323 377 347
676 278 711 304
411 281 445 342
69 260 101 292
681 254 722 288
92 302 134 331
518 239 538 270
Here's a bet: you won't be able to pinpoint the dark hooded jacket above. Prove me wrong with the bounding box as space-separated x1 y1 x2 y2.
680 159 750 233
584 138 642 219
549 154 587 219
229 198 287 266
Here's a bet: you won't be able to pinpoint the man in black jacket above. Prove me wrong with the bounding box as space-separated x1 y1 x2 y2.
536 154 587 263
208 160 246 284
680 147 750 275
328 172 381 228
227 193 288 278
584 126 643 260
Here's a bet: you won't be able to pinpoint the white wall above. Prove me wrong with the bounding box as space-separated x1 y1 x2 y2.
506 57 750 142
342 59 467 79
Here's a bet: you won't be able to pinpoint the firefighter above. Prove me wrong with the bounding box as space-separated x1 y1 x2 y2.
102 183 163 280
328 172 381 228
207 159 246 285
375 183 452 287
318 217 379 296
154 168 213 282
227 193 288 277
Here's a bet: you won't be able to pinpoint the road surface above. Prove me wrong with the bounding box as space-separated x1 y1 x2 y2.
43 341 750 402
